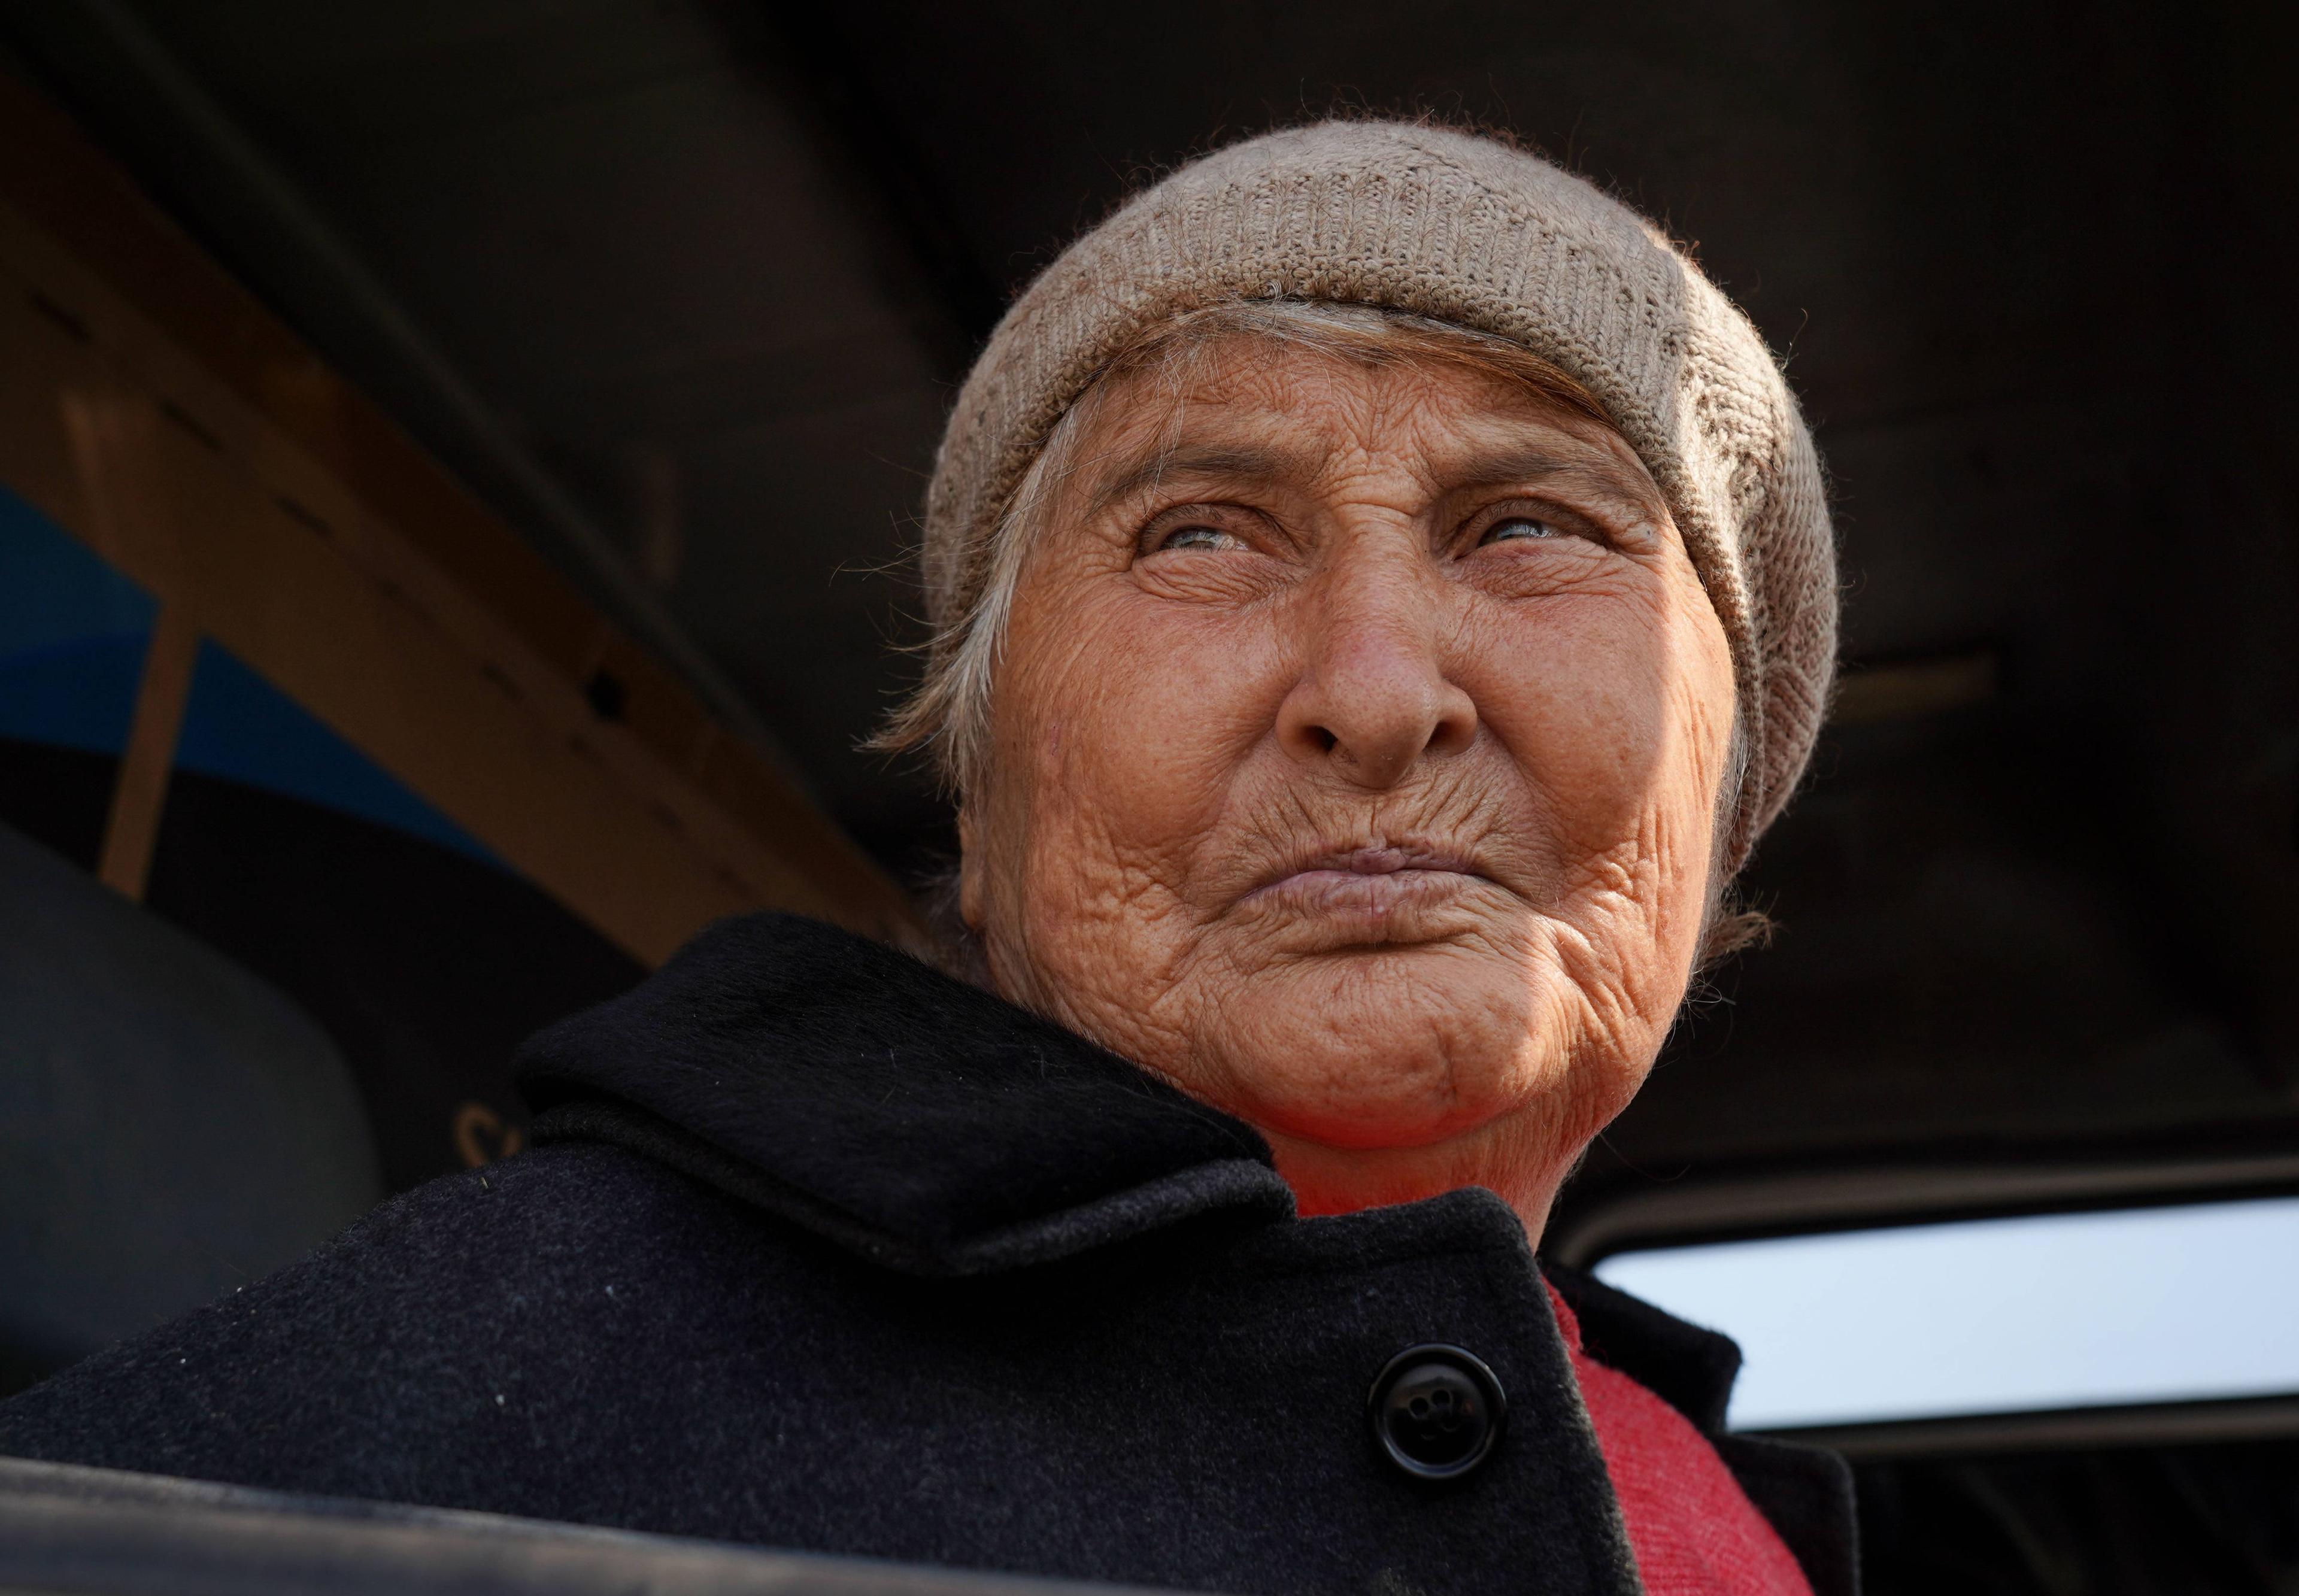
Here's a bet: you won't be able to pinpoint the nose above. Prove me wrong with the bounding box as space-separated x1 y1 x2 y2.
1275 568 1478 790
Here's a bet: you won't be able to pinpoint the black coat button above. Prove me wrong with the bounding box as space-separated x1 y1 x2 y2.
1367 1344 1508 1482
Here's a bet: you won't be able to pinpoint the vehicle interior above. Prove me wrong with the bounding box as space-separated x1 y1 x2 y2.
1 2 2294 1591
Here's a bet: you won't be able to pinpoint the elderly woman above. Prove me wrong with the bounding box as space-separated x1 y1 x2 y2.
0 123 1843 1595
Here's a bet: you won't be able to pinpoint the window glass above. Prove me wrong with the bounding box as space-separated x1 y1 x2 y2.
1591 1195 2299 1430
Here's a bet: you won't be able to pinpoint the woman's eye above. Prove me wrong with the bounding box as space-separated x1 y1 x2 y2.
1158 525 1246 553
1479 516 1563 546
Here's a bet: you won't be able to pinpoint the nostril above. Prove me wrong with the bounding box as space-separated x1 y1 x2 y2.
1276 656 1472 785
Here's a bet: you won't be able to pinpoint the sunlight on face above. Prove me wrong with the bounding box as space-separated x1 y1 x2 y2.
959 338 1736 1234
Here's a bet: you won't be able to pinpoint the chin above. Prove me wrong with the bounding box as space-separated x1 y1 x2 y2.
1195 951 1572 1154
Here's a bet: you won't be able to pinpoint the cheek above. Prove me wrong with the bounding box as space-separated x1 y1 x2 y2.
990 577 1281 945
1464 580 1732 899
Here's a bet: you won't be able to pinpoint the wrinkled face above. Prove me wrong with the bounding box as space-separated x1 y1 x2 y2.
959 338 1736 1234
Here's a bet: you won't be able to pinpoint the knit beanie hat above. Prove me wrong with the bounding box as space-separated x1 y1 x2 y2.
917 119 1837 872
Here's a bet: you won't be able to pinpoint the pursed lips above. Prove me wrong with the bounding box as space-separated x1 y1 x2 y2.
1243 844 1494 918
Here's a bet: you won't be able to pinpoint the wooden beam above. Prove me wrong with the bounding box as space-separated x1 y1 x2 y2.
95 601 199 900
4 299 802 963
0 71 926 962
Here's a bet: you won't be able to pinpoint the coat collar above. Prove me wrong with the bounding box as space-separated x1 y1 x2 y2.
514 912 1746 1445
1544 1263 1743 1434
515 912 1294 1276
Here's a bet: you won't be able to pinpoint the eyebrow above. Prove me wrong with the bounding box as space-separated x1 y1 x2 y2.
1084 440 1593 518
1084 444 1308 518
1433 445 1591 493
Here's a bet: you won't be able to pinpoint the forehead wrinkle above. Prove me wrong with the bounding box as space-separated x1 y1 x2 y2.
1074 353 1661 521
1091 435 1658 527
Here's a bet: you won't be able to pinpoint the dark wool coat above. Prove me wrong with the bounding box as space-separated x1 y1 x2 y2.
0 914 1857 1596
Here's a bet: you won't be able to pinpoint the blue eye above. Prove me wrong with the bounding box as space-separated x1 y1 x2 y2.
1161 526 1245 552
1481 517 1561 545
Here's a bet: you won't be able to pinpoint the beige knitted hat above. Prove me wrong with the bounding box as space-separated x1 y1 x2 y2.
918 119 1837 872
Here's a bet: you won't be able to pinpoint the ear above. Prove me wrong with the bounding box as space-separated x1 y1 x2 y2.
956 805 985 930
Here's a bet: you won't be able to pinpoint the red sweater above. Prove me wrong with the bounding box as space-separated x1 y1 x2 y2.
1549 1287 1813 1596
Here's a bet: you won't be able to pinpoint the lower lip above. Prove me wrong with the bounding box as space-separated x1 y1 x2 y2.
1249 867 1488 921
